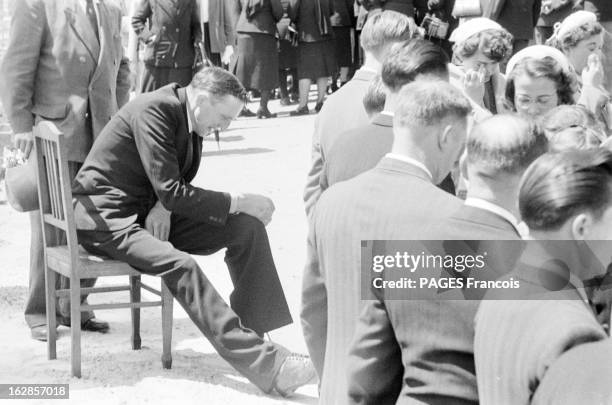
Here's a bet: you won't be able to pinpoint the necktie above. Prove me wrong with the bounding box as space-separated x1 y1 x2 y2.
86 0 100 43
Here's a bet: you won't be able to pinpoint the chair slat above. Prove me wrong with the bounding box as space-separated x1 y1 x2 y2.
81 301 163 311
43 214 67 231
42 140 58 218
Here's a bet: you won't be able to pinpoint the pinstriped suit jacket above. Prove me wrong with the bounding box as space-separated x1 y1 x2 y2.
301 156 464 405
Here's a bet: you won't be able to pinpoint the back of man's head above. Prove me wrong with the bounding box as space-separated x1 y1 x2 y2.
189 67 247 102
466 115 548 180
360 10 413 60
362 75 387 117
381 39 449 93
394 80 471 131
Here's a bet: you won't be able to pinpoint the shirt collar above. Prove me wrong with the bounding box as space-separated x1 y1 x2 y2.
384 153 433 182
186 99 194 133
380 111 394 117
464 197 529 238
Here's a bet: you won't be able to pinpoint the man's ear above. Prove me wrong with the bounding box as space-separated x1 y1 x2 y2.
438 124 453 150
571 213 592 240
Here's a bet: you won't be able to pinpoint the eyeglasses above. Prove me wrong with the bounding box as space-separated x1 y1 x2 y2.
515 94 556 108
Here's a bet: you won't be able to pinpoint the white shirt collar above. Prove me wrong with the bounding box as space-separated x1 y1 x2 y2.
380 111 394 117
464 197 529 238
384 153 433 182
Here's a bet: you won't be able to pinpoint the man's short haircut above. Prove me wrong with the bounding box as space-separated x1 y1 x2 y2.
362 75 386 117
359 10 413 54
519 149 612 231
190 67 247 103
382 39 449 93
394 80 471 129
467 115 548 176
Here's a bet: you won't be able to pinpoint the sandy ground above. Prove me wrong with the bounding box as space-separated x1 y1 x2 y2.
0 98 322 404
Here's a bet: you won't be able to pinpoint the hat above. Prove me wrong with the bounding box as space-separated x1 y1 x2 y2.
449 18 504 43
505 45 572 76
554 10 598 41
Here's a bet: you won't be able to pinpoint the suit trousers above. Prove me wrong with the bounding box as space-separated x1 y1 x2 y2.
77 213 293 391
25 162 95 329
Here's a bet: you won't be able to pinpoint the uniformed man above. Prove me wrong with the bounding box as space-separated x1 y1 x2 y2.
132 0 203 92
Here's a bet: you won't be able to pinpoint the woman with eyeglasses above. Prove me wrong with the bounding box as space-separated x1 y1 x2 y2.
504 45 579 120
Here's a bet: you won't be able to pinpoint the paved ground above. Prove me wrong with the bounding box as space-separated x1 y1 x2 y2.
0 97 322 404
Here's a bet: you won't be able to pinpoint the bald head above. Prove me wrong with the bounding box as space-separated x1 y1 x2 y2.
466 115 548 178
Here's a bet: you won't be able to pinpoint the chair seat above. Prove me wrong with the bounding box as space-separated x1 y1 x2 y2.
46 245 141 279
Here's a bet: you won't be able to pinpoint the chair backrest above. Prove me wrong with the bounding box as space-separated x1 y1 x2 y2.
34 121 80 277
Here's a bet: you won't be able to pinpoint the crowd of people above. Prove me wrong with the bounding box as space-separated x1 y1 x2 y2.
3 0 612 403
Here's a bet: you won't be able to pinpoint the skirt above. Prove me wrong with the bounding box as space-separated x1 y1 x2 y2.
232 33 279 91
297 40 337 80
279 40 297 70
333 27 353 68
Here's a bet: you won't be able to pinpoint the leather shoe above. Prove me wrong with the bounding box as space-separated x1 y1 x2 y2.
274 353 317 397
31 325 49 342
239 107 257 117
289 106 310 116
81 318 110 333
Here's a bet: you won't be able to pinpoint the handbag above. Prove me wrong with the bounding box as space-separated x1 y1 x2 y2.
452 0 482 18
3 148 39 212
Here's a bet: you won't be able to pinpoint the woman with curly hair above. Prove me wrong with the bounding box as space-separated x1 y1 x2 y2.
504 45 579 119
449 18 514 118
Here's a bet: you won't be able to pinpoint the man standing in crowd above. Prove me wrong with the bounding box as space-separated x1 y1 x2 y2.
198 0 238 67
303 10 412 216
71 67 315 397
484 0 542 56
1 0 131 341
132 0 202 92
442 115 548 240
318 39 454 193
302 80 471 404
346 113 548 404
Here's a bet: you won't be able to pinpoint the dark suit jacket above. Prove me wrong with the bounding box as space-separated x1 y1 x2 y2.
288 0 335 42
132 0 202 68
484 0 542 39
345 203 523 404
332 0 357 27
303 67 376 216
234 0 284 35
72 84 231 232
359 0 415 16
302 157 465 404
0 0 131 162
585 0 612 22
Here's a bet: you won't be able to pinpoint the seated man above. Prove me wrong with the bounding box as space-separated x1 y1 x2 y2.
72 67 315 396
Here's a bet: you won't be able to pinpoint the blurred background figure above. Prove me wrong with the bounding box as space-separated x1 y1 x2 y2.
330 0 356 92
585 0 612 94
198 0 238 68
132 0 202 93
535 0 583 45
277 0 300 105
288 0 337 116
483 0 542 63
231 0 284 119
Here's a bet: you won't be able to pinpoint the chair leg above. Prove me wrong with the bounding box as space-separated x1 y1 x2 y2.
129 276 141 350
70 277 81 378
45 267 57 360
161 279 173 369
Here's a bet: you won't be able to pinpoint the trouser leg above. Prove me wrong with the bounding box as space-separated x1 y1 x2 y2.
78 223 290 392
169 214 293 335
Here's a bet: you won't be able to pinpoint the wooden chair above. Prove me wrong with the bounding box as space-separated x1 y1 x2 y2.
33 121 173 378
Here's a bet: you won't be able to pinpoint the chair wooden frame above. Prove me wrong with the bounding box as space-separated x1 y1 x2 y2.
33 121 173 377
